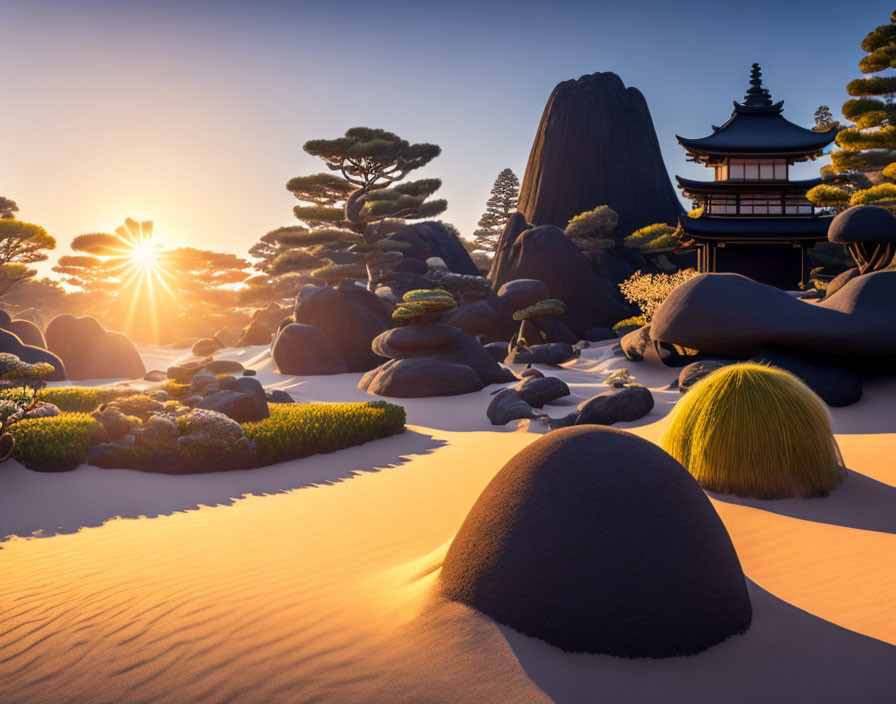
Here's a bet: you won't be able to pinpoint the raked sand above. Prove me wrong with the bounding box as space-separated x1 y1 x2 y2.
1 342 894 703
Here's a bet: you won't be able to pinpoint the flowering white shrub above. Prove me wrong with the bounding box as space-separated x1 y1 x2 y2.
618 269 698 322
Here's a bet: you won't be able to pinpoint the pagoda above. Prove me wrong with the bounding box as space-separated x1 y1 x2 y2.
675 64 836 288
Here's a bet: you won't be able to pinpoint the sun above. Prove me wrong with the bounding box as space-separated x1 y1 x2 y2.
130 240 159 271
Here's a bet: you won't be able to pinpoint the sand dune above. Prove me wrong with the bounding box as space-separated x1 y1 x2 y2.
1 343 893 703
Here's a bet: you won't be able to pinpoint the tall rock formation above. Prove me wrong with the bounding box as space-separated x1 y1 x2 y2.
517 72 683 239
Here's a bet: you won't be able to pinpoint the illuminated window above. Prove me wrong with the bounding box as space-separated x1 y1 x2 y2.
727 159 788 181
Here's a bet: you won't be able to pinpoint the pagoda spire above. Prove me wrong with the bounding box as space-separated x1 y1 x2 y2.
742 63 773 107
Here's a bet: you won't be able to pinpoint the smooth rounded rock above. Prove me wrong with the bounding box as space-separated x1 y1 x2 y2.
359 358 484 397
440 426 752 657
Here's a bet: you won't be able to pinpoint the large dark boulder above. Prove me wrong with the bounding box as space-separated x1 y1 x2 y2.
0 315 46 349
359 358 483 397
489 221 630 334
650 271 896 362
440 426 752 657
573 384 654 425
236 303 289 347
391 221 480 276
439 301 503 343
271 323 348 376
44 315 144 380
506 342 577 366
487 388 538 425
751 348 863 407
294 285 388 372
516 72 683 239
0 329 66 380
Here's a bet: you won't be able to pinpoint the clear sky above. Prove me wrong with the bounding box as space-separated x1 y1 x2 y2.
1 0 891 274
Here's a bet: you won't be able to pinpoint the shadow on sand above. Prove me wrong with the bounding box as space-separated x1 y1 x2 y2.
0 429 446 541
709 469 896 535
503 579 894 703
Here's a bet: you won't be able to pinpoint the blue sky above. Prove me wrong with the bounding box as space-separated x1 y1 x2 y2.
1 0 891 268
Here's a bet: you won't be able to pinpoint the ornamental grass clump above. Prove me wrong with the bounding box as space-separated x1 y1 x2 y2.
243 401 405 466
661 363 845 499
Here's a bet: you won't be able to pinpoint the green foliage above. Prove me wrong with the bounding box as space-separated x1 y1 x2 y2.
625 222 677 251
242 401 406 466
0 219 56 295
303 127 441 189
311 260 368 283
0 352 55 381
835 125 896 151
0 196 18 220
285 173 355 204
612 315 647 331
392 289 456 320
564 206 618 250
820 10 896 212
806 183 851 208
846 76 896 97
849 182 896 206
292 205 345 223
9 413 108 471
512 299 565 321
473 168 520 253
882 162 896 182
0 385 141 412
661 364 844 499
270 248 324 274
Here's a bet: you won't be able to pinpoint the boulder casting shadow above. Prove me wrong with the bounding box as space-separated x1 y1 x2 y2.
439 425 752 657
44 315 145 380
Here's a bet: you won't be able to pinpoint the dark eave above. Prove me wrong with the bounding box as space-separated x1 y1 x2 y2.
676 176 822 194
676 111 836 156
678 213 832 242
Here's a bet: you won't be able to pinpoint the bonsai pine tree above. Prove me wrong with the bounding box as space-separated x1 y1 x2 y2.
812 105 837 132
0 218 56 297
471 168 519 259
391 289 456 324
271 127 446 288
564 206 618 253
510 298 565 350
0 196 19 220
808 10 896 212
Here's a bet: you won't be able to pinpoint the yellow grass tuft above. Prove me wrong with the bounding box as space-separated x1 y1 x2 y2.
661 363 845 499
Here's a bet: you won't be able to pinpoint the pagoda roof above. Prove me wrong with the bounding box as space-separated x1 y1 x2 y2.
676 176 822 193
678 213 832 242
676 64 836 157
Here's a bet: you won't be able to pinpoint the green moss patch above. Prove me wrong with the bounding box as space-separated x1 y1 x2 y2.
9 414 108 472
243 401 406 466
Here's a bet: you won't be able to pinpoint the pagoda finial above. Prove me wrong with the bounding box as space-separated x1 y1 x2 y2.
742 63 773 107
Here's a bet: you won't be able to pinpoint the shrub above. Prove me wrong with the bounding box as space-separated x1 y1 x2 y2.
618 269 698 322
9 413 107 471
243 401 406 466
564 206 618 250
661 364 845 499
0 385 142 413
624 223 677 251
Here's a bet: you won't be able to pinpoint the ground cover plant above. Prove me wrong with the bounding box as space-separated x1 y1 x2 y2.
243 401 406 466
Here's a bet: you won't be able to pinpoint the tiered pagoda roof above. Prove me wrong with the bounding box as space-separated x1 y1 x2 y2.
676 64 836 159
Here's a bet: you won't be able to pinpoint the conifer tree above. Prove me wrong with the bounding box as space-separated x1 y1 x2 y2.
252 127 445 288
472 168 519 254
808 10 896 211
813 105 836 131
